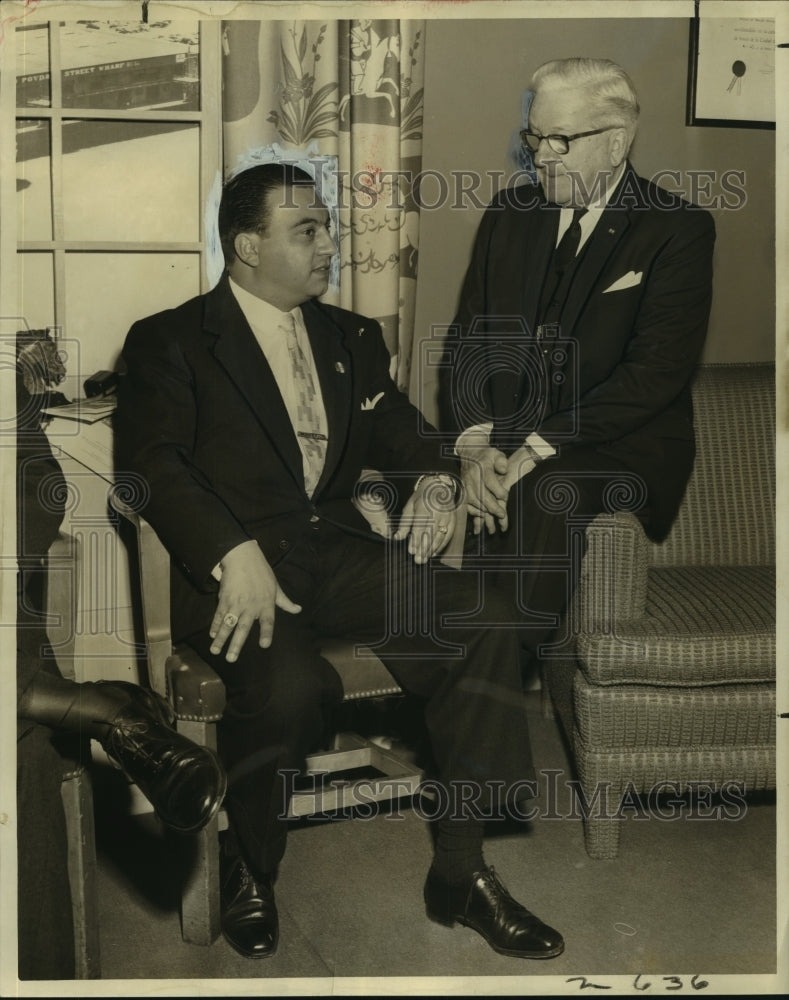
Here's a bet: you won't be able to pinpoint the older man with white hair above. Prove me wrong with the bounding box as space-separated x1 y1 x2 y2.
439 57 715 675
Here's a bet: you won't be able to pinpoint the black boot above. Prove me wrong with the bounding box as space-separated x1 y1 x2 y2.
96 681 227 834
18 674 227 834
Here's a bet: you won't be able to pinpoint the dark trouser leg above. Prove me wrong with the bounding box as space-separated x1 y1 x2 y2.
311 532 536 816
475 448 645 661
17 719 75 980
185 614 344 877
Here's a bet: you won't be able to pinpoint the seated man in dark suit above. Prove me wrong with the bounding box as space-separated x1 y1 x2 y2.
438 57 715 674
115 162 564 962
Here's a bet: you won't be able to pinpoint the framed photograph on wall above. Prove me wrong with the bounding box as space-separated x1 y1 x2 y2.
687 14 776 128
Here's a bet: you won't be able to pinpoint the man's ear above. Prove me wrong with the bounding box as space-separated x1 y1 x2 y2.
234 232 260 267
609 127 628 167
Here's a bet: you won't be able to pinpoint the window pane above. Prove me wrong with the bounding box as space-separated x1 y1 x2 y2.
60 20 199 111
64 253 200 396
62 121 200 242
17 120 53 241
17 252 55 333
16 25 50 108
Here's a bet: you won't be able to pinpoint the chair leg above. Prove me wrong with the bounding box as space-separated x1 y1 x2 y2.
61 768 101 978
178 814 222 945
582 811 624 860
574 759 624 860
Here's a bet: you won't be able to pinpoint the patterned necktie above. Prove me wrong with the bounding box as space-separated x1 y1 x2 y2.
280 312 327 496
539 207 588 330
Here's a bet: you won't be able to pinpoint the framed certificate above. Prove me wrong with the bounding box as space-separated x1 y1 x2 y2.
687 14 776 128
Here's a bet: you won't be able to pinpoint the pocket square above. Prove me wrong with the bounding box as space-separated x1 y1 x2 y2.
603 270 643 293
361 392 385 411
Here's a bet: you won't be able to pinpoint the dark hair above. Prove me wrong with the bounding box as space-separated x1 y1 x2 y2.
218 162 316 267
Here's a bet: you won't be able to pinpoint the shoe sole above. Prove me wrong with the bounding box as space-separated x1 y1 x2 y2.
425 909 565 959
221 928 278 960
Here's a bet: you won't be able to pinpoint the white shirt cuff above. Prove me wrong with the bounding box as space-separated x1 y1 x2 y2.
524 432 556 460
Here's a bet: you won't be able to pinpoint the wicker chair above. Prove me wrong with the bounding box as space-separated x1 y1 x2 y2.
543 363 776 859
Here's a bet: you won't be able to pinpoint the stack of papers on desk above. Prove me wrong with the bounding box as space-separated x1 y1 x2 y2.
42 396 117 424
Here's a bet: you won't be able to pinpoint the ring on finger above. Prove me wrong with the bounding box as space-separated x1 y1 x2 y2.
223 612 239 628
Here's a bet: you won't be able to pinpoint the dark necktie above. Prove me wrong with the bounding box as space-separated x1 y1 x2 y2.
538 207 587 331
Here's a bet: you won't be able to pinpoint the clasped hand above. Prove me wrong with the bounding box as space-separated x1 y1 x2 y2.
460 443 512 535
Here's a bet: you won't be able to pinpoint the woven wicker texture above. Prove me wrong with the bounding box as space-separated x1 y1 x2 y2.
573 676 776 746
574 743 776 859
575 744 776 796
577 564 775 684
649 364 775 568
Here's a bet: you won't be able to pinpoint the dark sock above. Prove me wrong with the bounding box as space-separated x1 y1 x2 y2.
431 816 485 886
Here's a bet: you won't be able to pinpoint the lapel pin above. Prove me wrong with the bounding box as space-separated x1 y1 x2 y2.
608 228 616 235
358 327 364 335
335 361 346 373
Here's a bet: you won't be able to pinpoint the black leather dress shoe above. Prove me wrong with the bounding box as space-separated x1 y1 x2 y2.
424 865 564 959
97 681 227 834
220 852 279 959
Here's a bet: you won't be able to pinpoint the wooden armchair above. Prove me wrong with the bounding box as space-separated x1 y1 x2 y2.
111 497 462 945
543 364 776 859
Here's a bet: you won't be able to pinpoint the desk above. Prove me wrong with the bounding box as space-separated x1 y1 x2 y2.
44 411 143 685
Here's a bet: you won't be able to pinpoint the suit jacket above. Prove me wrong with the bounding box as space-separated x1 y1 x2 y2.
437 163 716 541
115 275 454 639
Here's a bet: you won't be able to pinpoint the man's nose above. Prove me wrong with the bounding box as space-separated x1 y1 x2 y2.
318 226 338 255
532 138 560 169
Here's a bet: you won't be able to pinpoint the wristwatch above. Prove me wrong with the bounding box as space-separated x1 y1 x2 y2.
414 473 461 505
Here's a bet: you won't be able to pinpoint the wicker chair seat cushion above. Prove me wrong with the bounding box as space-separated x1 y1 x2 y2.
577 564 775 686
572 673 776 747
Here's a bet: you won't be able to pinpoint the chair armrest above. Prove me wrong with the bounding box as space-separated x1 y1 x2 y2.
575 511 649 633
167 645 226 723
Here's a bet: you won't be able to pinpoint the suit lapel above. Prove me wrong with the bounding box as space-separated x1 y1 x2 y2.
490 190 558 425
302 300 352 494
558 163 641 338
522 197 560 337
558 204 631 338
203 277 304 489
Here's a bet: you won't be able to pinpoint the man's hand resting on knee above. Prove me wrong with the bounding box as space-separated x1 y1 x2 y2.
209 540 301 662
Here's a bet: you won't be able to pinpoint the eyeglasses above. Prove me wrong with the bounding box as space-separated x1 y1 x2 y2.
519 126 619 156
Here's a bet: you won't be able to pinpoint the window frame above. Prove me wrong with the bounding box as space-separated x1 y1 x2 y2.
14 17 222 333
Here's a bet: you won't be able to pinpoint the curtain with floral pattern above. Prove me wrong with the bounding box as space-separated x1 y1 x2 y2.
221 18 425 391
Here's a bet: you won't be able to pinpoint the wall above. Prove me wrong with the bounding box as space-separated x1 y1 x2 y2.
411 16 776 423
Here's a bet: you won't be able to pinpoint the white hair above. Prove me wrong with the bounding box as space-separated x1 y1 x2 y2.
530 58 640 150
